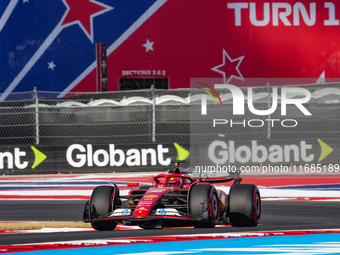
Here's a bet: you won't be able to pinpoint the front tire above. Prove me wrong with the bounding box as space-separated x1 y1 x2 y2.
228 184 261 227
90 185 118 231
189 184 219 228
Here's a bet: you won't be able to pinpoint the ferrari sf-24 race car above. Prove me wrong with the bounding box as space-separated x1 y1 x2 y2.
83 161 261 230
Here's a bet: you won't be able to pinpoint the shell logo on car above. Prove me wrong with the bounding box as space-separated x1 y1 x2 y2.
145 195 157 198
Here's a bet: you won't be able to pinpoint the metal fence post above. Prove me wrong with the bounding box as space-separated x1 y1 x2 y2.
34 87 39 145
266 82 271 139
151 85 156 142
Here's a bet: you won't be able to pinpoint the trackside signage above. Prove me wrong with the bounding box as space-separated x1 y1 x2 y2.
0 148 29 169
66 144 171 168
0 146 49 171
0 143 190 173
208 140 313 164
195 139 337 166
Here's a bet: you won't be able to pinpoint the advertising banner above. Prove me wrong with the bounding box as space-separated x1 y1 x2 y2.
0 143 190 174
0 139 338 174
190 138 340 176
1 1 340 96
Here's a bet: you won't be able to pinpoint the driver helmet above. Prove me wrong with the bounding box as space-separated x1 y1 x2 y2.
168 177 183 187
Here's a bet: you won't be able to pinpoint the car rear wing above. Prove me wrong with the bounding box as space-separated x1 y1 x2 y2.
198 176 242 185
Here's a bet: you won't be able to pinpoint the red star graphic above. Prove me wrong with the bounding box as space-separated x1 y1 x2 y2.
61 0 113 42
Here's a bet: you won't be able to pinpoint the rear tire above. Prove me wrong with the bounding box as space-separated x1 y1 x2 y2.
90 185 118 231
228 184 261 227
189 184 219 228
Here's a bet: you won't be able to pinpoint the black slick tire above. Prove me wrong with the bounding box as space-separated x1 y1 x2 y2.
189 184 219 228
90 185 118 231
228 184 261 227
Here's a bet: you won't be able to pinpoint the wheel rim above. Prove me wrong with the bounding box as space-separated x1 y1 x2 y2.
254 192 261 219
211 194 218 218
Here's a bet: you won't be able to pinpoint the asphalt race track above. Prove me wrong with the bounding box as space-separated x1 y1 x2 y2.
1 200 340 245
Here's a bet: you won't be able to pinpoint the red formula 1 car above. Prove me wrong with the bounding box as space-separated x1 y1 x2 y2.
83 161 261 230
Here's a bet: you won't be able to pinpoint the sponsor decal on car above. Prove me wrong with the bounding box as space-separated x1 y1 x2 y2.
155 208 181 216
145 194 157 198
110 209 132 217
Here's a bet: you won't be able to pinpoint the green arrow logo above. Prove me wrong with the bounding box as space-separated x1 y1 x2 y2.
173 143 190 161
317 139 333 162
31 146 47 169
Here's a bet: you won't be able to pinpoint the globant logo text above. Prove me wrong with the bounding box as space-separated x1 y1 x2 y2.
208 140 314 164
66 144 171 168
